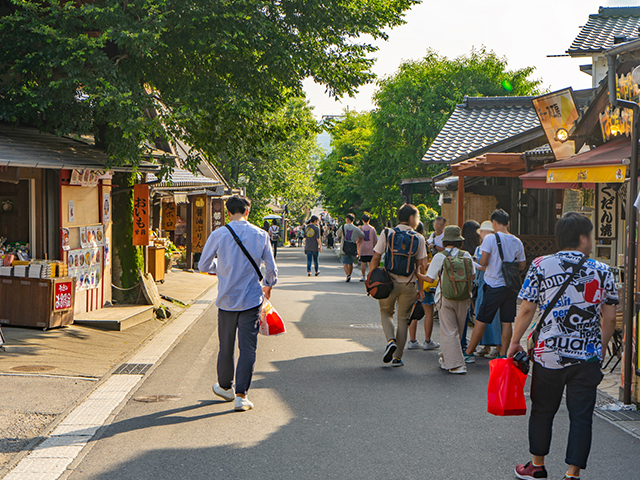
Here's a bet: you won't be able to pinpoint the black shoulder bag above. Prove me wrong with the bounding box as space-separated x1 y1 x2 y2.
225 224 263 282
527 254 588 356
496 232 523 295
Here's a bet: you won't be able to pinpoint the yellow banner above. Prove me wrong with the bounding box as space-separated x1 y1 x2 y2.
546 165 627 184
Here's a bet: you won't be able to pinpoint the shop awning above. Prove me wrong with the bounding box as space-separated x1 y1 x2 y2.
520 167 594 189
544 137 630 184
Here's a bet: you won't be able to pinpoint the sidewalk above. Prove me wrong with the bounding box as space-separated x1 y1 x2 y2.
0 269 217 473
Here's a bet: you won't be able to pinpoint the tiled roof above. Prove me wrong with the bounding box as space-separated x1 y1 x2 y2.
421 96 541 164
148 166 223 188
568 7 640 56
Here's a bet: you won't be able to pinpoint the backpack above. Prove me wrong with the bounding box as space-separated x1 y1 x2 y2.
365 267 394 300
342 225 358 256
440 250 473 301
270 226 280 242
385 228 420 277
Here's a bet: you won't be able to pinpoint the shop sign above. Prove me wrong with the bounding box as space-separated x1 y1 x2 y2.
192 196 207 253
133 184 150 246
163 201 176 231
547 165 626 184
599 104 633 142
211 198 225 231
532 88 579 161
54 280 73 311
595 184 618 240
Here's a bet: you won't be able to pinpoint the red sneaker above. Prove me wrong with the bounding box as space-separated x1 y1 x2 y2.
515 461 548 479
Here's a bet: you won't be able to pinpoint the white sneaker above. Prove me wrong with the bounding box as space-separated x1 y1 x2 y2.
213 383 235 402
449 366 467 374
423 340 440 350
438 354 447 370
407 340 422 350
234 396 254 412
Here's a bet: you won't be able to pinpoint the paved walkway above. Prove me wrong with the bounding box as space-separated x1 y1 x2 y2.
3 247 633 480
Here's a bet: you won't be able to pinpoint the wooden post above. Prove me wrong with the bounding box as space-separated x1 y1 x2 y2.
457 175 465 226
186 200 193 270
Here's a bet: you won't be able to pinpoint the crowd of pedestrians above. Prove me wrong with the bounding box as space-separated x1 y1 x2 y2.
200 196 618 480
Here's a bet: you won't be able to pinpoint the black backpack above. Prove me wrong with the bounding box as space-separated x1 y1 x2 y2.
495 232 523 295
365 268 394 300
342 225 358 256
385 228 420 277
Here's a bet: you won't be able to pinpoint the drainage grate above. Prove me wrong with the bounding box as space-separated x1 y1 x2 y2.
597 410 640 422
11 365 56 372
133 394 181 403
113 363 153 375
349 323 383 329
193 299 212 305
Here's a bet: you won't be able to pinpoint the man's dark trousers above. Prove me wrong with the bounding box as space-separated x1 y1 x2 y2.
529 361 603 469
217 306 260 395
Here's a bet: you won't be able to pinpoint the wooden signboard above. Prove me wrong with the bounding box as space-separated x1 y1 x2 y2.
211 198 225 231
596 184 617 239
133 184 150 246
192 196 207 253
163 201 177 231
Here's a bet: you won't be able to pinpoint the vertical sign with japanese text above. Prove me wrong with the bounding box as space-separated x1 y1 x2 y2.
596 184 617 239
211 198 225 232
163 201 176 231
192 196 207 253
133 184 150 245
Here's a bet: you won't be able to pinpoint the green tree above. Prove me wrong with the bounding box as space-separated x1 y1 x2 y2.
318 48 543 226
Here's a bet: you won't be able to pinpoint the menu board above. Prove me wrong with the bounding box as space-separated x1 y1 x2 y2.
66 247 102 291
80 225 105 248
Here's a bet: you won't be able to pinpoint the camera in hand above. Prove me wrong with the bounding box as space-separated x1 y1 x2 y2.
513 351 530 375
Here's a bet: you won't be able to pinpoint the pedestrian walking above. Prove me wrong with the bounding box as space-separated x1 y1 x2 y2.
305 215 321 276
357 213 378 282
407 221 440 351
269 220 280 259
464 209 526 361
474 221 502 358
427 216 446 254
297 228 304 247
337 213 364 282
198 195 278 412
509 212 617 480
369 204 427 367
327 229 335 249
417 225 475 374
459 220 480 351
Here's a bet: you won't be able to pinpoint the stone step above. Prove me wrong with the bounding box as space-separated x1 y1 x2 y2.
74 305 155 331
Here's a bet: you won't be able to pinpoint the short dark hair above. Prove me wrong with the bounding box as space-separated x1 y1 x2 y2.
556 212 593 250
415 221 425 235
271 219 278 225
309 215 319 224
398 204 419 223
362 213 371 223
346 213 355 222
435 216 446 224
444 240 463 248
491 209 510 226
226 195 250 215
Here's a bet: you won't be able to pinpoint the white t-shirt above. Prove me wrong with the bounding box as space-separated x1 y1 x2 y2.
426 247 476 303
428 232 444 249
480 232 526 288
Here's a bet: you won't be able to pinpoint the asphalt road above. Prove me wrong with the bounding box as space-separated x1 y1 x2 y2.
66 248 640 480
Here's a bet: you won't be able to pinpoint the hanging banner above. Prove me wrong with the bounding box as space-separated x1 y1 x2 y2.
532 88 580 161
103 193 111 222
596 184 618 239
192 196 207 253
211 198 225 231
163 201 177 231
547 165 626 184
133 184 150 246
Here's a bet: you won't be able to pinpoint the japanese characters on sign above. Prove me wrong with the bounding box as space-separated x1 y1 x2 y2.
532 88 579 161
596 184 617 240
54 280 73 311
163 201 177 231
599 104 633 142
192 196 207 253
133 184 150 246
211 198 225 231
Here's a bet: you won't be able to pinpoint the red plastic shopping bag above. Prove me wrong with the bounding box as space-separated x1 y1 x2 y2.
259 300 286 336
487 358 528 416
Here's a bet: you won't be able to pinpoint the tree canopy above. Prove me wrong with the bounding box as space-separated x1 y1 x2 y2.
317 48 544 227
0 0 418 168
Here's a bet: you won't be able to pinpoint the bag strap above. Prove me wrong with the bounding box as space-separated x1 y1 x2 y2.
495 232 505 262
533 254 588 335
225 224 264 282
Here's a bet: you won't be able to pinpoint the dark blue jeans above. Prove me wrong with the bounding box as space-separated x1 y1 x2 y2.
306 251 319 273
217 306 260 395
529 361 603 469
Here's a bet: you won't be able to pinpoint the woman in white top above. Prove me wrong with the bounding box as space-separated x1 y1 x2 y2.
268 220 280 259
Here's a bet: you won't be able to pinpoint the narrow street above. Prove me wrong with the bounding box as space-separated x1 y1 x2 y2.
65 248 640 480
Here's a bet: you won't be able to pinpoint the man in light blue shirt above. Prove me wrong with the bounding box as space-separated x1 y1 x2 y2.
199 195 277 411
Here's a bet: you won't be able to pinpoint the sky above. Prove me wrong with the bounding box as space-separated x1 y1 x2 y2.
304 0 632 119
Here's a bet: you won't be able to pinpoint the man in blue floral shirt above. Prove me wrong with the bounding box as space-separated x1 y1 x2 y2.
508 213 617 480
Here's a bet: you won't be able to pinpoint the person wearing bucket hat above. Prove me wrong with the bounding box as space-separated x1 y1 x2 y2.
416 225 475 374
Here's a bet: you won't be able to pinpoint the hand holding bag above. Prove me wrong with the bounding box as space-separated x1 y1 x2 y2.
260 300 286 336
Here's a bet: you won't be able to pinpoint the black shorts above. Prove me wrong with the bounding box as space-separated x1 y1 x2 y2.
476 284 518 324
359 255 373 263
